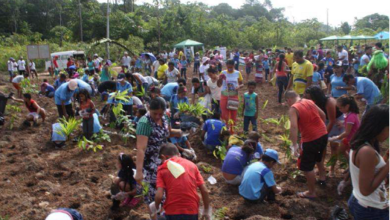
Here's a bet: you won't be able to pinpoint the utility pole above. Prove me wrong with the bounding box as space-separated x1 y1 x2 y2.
327 9 329 33
60 6 63 47
78 0 83 42
106 0 110 59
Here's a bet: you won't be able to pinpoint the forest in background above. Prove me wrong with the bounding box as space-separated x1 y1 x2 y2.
0 0 389 70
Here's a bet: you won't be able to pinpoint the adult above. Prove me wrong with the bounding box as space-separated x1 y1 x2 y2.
93 54 101 73
285 48 294 71
304 86 345 177
17 56 26 76
222 140 256 185
157 59 168 82
116 73 133 115
53 55 59 77
286 50 313 96
328 61 348 98
286 90 328 199
322 51 335 86
337 45 349 72
154 143 211 220
239 149 282 203
360 46 372 67
217 59 243 131
29 59 38 79
348 105 389 220
165 61 180 84
132 72 149 92
343 75 382 113
87 57 94 75
45 208 83 220
233 49 240 70
135 97 182 217
54 79 78 118
273 54 288 104
317 46 324 61
7 58 15 82
100 61 111 82
161 79 186 102
121 52 131 71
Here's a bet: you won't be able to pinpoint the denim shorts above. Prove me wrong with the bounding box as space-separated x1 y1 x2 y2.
348 195 389 220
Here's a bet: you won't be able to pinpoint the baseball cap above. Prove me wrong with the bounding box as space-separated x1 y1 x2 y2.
333 61 343 67
93 53 98 57
45 212 72 220
264 149 280 164
117 73 126 81
68 79 78 91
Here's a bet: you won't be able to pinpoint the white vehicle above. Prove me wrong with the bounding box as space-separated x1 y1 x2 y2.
45 50 85 71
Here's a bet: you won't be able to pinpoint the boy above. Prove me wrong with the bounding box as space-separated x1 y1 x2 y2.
201 112 226 151
54 73 67 90
11 93 46 126
243 81 259 132
153 143 211 220
170 132 196 161
239 149 282 203
40 80 55 98
262 56 270 82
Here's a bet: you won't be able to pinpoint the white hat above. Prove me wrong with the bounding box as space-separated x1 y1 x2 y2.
93 54 98 57
45 212 73 220
124 52 128 55
68 79 78 91
202 57 209 64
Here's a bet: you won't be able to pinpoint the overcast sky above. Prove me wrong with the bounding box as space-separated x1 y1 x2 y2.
99 0 390 27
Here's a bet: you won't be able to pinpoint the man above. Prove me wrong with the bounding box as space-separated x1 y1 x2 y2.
285 48 294 70
360 46 372 67
153 143 211 220
7 57 15 82
286 50 313 96
54 79 78 118
239 149 282 203
337 45 349 72
286 90 328 199
17 56 26 76
93 54 101 73
53 56 59 77
342 75 382 113
121 52 131 71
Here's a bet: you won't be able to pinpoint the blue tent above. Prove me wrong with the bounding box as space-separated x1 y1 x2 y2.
375 31 389 40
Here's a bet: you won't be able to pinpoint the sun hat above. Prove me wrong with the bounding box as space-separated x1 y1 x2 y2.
45 211 73 220
264 149 281 164
68 79 78 91
202 57 209 64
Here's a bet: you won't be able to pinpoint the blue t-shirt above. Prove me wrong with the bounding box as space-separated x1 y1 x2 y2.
330 74 347 98
234 52 240 62
222 146 249 175
54 82 75 105
161 82 179 98
82 74 89 83
262 60 269 69
173 58 180 68
180 60 188 69
356 77 382 105
322 57 334 71
170 94 189 112
312 71 321 83
75 79 92 95
46 85 55 92
54 79 66 89
202 119 225 146
251 142 264 160
116 82 133 105
170 136 188 148
239 162 276 200
318 69 325 80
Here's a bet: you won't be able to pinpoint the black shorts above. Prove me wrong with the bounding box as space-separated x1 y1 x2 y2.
325 69 333 83
298 134 328 172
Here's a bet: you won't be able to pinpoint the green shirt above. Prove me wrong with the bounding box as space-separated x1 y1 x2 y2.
243 92 257 117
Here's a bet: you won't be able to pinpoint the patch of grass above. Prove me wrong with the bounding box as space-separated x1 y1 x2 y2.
213 207 229 220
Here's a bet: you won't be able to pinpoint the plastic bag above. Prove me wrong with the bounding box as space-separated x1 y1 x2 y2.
330 205 348 220
199 94 212 110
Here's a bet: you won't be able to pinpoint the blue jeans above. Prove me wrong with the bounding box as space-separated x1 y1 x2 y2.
181 68 187 79
348 195 389 220
264 69 270 80
166 214 198 220
244 116 257 132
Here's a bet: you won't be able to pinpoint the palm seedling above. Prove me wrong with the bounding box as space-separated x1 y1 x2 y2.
56 117 82 140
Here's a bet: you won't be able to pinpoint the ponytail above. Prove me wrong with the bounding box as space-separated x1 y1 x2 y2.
278 54 285 72
337 95 359 114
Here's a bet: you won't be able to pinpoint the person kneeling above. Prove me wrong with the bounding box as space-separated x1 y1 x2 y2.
11 93 46 126
239 149 282 203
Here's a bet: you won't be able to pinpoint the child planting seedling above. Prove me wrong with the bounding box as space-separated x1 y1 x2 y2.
11 93 46 126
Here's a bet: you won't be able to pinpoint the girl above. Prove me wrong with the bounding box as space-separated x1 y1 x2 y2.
78 89 95 140
254 58 264 84
113 153 137 208
180 55 188 80
170 86 189 121
207 66 221 113
87 57 95 75
191 77 208 105
348 105 388 220
330 95 360 159
273 54 288 104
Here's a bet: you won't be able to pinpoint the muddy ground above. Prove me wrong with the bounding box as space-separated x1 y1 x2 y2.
0 67 355 220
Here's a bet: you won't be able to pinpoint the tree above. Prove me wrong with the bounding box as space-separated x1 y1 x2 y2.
340 22 351 34
355 13 389 31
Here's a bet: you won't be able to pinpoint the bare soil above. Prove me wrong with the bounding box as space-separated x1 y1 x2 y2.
0 67 352 220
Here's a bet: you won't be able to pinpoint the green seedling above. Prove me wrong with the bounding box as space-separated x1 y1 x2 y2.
5 105 21 129
56 117 82 140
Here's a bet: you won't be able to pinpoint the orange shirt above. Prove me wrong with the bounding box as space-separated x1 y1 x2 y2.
292 99 327 142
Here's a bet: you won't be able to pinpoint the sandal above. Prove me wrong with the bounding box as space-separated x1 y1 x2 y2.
296 192 316 200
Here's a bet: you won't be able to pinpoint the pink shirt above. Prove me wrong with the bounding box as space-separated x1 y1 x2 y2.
344 112 360 141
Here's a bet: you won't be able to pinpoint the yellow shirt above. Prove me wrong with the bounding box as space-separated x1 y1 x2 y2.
285 53 294 67
291 60 313 95
178 51 184 59
157 64 168 80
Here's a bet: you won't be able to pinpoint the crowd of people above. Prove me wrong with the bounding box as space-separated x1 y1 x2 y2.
1 41 389 220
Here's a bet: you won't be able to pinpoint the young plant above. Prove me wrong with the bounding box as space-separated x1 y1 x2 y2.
135 182 150 198
290 170 302 179
91 131 111 143
5 104 21 129
262 99 269 110
56 117 82 140
213 207 229 220
135 86 146 97
279 134 292 160
213 140 228 161
118 115 136 143
20 78 39 94
77 136 104 152
201 165 213 173
111 90 131 103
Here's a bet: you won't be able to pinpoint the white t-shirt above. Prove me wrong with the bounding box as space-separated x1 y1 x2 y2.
152 60 160 73
163 53 168 59
7 61 14 71
169 52 175 59
133 73 147 84
121 56 131 67
360 54 370 66
207 78 221 101
17 60 26 70
199 64 210 81
12 75 24 83
93 59 100 69
132 96 143 107
338 50 349 65
145 76 159 86
29 62 36 70
165 68 180 83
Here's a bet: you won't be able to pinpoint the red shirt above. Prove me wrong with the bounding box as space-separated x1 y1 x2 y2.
25 99 38 113
80 99 95 118
53 59 58 68
156 156 204 215
292 99 327 142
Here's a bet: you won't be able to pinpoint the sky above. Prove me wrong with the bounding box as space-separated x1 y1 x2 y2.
99 0 390 27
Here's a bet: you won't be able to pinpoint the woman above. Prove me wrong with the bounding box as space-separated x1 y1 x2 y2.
134 97 182 218
328 61 348 98
217 59 243 132
273 54 288 104
100 61 111 82
304 86 344 177
348 105 389 220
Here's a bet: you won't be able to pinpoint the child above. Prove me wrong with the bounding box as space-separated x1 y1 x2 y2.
193 52 200 75
262 56 270 82
54 73 67 90
165 61 180 84
78 89 95 140
207 67 221 113
180 55 188 80
132 108 147 127
244 53 253 83
40 80 55 98
317 63 326 89
254 58 264 84
170 134 196 161
239 149 282 203
170 86 189 122
242 81 259 132
311 64 322 87
112 153 137 209
29 59 38 79
191 77 207 105
201 112 226 151
11 93 46 126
